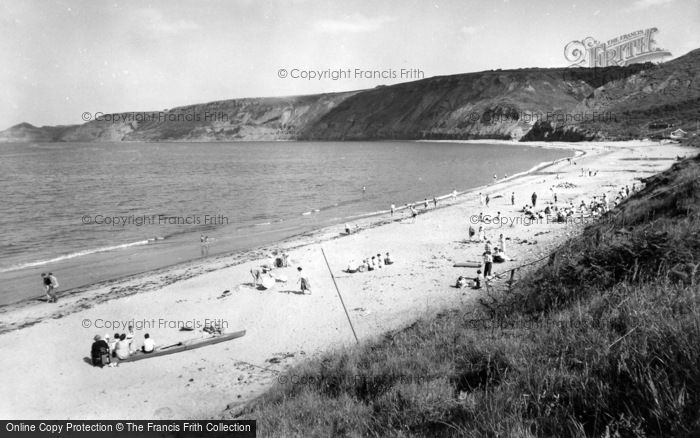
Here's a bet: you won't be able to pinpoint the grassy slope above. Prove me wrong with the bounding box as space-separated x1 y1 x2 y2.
232 153 700 437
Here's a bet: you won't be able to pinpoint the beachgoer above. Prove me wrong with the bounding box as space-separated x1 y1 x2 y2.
411 206 417 222
91 335 110 367
554 193 558 203
485 195 490 207
478 226 485 242
468 225 476 241
250 268 262 286
456 276 468 289
493 174 497 181
376 254 383 268
370 256 377 270
493 248 506 263
362 186 366 193
484 240 492 253
142 333 155 353
511 192 515 206
126 325 135 348
359 259 368 272
499 233 506 253
479 192 483 205
433 197 437 208
531 192 538 207
495 211 501 222
109 332 119 357
297 267 311 294
46 273 59 303
390 204 395 216
384 252 394 265
473 270 483 289
452 190 457 200
483 251 493 277
478 212 483 223
115 334 130 360
41 273 52 302
345 223 351 234
424 198 428 209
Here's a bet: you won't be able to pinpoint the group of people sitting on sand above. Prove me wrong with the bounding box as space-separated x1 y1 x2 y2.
90 327 155 367
455 269 484 290
346 252 393 273
455 233 510 290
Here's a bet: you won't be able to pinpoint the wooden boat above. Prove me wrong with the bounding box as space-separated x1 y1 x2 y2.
121 330 246 362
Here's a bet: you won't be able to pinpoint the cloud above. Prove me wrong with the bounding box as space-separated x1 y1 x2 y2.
131 8 199 35
314 14 395 33
629 0 673 10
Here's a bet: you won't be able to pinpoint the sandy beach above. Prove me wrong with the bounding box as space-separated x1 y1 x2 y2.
0 140 694 420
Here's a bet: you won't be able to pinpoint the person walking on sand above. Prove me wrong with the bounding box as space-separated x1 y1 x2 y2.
297 267 311 295
499 233 506 254
511 192 515 206
531 192 538 207
433 197 437 208
424 198 429 209
47 272 59 303
41 273 52 302
390 204 395 216
485 194 490 207
410 205 417 222
479 192 483 206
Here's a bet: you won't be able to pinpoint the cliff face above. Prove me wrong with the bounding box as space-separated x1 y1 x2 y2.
522 48 700 141
2 49 698 143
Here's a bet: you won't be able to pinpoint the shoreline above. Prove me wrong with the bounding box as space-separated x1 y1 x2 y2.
0 140 576 312
0 139 694 420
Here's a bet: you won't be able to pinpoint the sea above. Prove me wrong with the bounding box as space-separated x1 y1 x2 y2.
0 141 572 305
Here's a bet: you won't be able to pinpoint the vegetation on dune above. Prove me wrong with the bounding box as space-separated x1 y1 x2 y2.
233 154 700 437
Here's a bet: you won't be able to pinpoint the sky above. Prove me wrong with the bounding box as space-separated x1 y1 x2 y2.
1 0 699 129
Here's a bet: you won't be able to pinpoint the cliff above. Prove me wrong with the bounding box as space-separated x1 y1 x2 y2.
2 49 698 143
